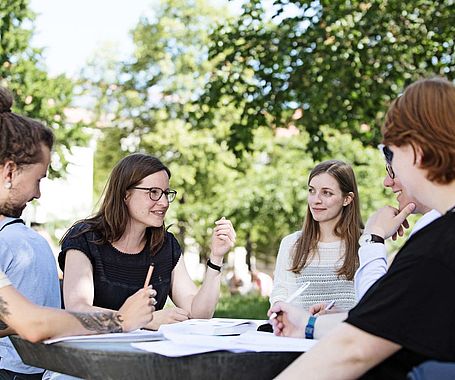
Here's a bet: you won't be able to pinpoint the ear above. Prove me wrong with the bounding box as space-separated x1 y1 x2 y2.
343 192 354 207
1 160 17 185
124 190 131 202
414 145 424 166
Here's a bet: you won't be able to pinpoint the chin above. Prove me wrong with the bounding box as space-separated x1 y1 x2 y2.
147 220 165 228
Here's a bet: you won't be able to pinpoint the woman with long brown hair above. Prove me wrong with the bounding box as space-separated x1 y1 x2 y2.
270 160 363 312
59 153 235 330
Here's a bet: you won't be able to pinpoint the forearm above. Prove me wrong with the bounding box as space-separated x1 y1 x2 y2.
1 287 124 342
269 282 289 306
64 299 117 314
314 312 348 339
190 267 222 318
270 237 294 305
354 245 387 301
276 323 398 380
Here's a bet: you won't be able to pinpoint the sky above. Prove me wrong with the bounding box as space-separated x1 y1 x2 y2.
30 0 158 77
29 0 236 78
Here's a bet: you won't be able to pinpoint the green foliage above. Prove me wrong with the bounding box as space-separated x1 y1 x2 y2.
0 0 86 176
214 293 270 319
202 0 455 159
86 0 409 265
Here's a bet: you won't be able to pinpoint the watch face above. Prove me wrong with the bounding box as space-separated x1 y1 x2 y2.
359 234 372 245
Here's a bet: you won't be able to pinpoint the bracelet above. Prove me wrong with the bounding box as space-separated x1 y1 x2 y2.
207 259 222 272
305 315 317 339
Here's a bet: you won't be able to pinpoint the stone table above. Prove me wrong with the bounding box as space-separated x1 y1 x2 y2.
11 336 300 380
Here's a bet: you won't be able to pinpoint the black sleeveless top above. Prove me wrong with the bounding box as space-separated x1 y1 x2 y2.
59 222 181 311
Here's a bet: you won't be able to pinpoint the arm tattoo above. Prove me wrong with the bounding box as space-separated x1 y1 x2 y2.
69 311 124 333
0 297 10 330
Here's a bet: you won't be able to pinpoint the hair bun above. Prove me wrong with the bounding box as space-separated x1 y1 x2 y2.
0 87 13 113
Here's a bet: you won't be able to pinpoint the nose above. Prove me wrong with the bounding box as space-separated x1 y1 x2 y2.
34 186 42 200
309 193 322 204
157 194 169 207
383 173 394 188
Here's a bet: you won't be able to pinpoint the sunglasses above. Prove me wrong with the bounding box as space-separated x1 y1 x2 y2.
378 144 395 179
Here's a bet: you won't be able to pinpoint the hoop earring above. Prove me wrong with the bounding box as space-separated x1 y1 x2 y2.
3 182 11 189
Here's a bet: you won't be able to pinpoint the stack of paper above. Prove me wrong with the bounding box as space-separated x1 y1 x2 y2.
159 318 262 336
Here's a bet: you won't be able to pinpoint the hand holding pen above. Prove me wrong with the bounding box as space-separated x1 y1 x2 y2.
309 300 337 316
269 282 311 321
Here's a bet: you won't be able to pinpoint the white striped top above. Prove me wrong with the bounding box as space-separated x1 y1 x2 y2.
270 231 356 311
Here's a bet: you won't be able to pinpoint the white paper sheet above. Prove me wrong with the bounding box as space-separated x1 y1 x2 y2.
131 341 238 357
132 330 317 357
159 318 265 336
44 329 164 344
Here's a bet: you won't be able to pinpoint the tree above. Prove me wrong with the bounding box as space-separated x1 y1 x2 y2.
201 0 455 159
0 0 85 174
84 0 239 256
84 0 399 265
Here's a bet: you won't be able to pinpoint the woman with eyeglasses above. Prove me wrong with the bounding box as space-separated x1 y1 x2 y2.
59 153 236 330
269 160 363 314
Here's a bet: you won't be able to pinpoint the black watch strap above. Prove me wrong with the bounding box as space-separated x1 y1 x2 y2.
207 259 222 272
370 234 385 244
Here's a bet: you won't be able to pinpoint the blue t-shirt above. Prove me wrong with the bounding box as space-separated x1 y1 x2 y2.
0 217 60 374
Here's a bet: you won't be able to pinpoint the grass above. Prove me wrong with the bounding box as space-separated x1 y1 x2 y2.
214 292 270 320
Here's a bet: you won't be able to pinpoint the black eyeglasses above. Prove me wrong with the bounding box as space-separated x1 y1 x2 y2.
129 186 177 202
378 144 395 179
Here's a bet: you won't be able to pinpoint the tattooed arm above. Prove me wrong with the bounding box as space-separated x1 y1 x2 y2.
0 284 155 342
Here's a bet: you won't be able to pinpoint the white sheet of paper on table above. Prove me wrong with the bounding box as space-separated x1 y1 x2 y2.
158 318 265 336
131 340 244 357
132 330 317 357
43 329 164 344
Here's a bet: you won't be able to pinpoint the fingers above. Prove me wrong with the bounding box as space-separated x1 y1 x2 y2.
169 307 190 321
146 285 157 298
396 203 416 222
308 303 324 315
270 301 285 314
213 222 236 243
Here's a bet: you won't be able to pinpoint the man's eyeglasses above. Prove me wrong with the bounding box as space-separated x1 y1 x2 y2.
129 186 177 202
378 144 395 179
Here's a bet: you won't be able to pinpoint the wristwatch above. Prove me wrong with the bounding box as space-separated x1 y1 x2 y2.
207 259 223 272
358 233 385 246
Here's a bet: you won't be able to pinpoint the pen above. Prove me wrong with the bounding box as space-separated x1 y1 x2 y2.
269 281 311 320
143 264 154 289
324 300 336 311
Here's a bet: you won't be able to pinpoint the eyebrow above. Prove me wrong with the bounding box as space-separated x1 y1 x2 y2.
309 186 335 191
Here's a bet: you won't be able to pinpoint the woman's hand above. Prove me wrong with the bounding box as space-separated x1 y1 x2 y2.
144 307 190 330
268 301 309 338
118 286 156 332
210 217 236 263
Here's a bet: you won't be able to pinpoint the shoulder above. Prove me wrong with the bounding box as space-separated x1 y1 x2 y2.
280 231 301 249
0 222 49 249
66 221 91 237
62 222 98 244
164 231 182 251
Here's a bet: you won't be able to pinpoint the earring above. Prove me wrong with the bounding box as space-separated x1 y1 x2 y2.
4 182 11 189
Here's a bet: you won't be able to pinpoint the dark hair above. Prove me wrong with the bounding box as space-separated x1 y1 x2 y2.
64 153 171 255
0 86 54 167
290 160 363 280
382 77 455 184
